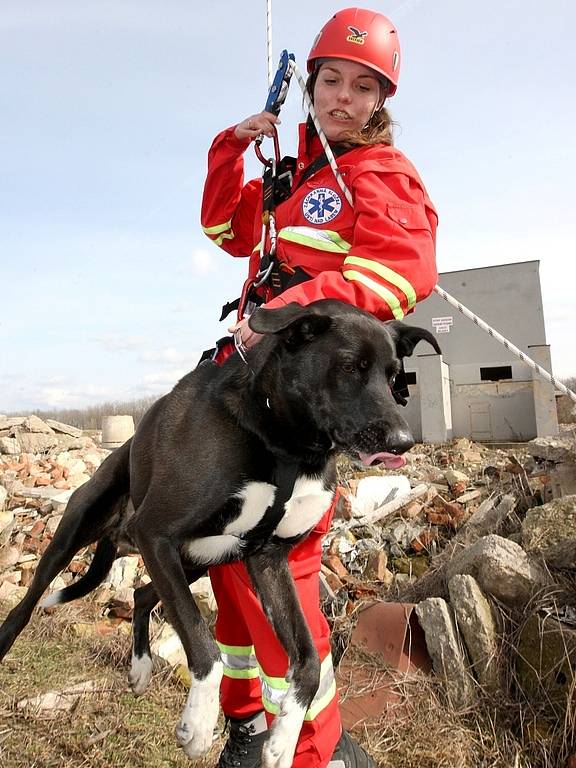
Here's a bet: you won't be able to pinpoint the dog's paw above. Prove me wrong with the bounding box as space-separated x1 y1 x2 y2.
261 690 306 768
176 718 215 758
176 661 222 758
128 653 153 696
262 734 299 768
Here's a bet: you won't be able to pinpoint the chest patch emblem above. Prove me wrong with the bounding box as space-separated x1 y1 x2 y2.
302 187 342 225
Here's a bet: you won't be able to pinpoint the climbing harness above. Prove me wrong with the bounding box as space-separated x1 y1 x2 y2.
235 49 297 320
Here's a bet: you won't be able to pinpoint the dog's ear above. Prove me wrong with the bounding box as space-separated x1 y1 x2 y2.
387 321 442 360
249 303 332 349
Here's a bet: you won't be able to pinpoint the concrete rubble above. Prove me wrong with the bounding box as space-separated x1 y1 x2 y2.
1 415 575 721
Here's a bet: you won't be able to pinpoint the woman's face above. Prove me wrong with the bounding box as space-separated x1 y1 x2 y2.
313 59 382 141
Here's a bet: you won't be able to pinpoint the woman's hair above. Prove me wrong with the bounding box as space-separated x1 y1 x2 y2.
304 68 396 148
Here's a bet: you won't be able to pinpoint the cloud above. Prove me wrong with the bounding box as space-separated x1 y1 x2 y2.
95 334 147 352
142 369 187 386
38 383 116 409
139 347 191 364
187 248 218 276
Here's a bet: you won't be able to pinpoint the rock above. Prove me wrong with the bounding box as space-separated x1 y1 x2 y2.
325 554 350 580
362 550 391 582
528 436 576 464
0 484 7 510
448 574 500 690
17 680 99 717
0 509 15 546
51 489 75 513
104 555 140 590
0 437 21 455
190 576 217 622
393 554 429 578
67 472 91 488
522 496 576 568
151 621 186 668
415 597 475 708
45 419 83 437
444 469 470 488
0 582 27 608
23 415 55 434
549 463 576 499
446 534 549 607
14 432 58 454
0 545 21 572
0 416 26 430
515 613 576 714
45 514 63 536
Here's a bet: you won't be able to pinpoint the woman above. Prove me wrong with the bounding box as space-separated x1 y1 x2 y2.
201 8 438 768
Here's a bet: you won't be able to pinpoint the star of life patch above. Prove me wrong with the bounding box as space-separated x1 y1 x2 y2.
302 187 342 225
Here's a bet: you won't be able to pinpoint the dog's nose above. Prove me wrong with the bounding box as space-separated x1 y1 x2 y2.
387 429 415 455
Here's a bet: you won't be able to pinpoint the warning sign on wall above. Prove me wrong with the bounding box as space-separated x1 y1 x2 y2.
432 316 454 334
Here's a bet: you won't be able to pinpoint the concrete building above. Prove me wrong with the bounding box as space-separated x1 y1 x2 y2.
401 260 558 443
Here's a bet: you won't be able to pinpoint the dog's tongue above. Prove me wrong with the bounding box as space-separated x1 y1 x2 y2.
358 451 406 469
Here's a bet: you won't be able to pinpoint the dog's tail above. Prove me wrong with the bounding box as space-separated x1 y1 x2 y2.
40 536 117 608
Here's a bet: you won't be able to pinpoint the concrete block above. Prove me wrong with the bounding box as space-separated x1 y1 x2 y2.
522 495 576 569
415 597 475 708
448 574 500 691
445 534 549 606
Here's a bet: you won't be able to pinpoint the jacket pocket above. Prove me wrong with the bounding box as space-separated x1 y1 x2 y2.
387 202 432 232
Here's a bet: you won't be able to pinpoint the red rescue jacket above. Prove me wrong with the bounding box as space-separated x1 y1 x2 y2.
201 124 438 321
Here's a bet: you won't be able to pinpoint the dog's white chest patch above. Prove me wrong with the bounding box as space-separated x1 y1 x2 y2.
274 475 333 539
184 477 331 564
225 482 276 535
184 482 275 565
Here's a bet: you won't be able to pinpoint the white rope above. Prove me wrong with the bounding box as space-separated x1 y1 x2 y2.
289 61 353 207
266 0 273 87
287 59 576 404
433 287 576 402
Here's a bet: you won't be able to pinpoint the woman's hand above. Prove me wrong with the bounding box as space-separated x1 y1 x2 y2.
234 111 280 141
228 317 263 352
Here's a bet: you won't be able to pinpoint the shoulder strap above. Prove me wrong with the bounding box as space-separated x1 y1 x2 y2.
295 144 354 191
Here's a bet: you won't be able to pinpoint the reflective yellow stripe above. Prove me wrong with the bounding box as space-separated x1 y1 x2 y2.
343 270 405 319
344 255 417 310
214 231 235 246
217 641 259 680
278 226 351 254
203 220 233 236
223 667 261 680
217 642 255 655
260 654 336 720
202 220 235 246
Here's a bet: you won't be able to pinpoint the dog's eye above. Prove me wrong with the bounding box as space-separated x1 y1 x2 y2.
341 362 355 373
358 359 370 371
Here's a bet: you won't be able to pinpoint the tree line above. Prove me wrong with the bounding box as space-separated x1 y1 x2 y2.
21 396 160 431
9 376 576 431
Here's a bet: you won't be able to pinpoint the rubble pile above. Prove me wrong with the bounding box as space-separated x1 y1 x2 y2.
0 416 575 729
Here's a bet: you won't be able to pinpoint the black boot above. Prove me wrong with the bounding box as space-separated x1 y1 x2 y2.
328 730 376 768
217 711 268 768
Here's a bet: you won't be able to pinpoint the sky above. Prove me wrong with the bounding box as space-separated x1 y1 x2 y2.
1 0 575 412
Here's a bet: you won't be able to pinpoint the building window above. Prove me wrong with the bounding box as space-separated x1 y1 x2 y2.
405 371 417 385
480 366 513 382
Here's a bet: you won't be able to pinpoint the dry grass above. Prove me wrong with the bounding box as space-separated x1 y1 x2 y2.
1 584 575 768
0 602 224 767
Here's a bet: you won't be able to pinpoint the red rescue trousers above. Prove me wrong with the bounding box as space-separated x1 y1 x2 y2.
209 497 341 768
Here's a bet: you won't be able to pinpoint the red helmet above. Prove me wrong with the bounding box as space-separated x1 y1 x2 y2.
307 7 401 96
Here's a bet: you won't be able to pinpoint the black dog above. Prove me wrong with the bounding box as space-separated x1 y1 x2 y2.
0 299 439 767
